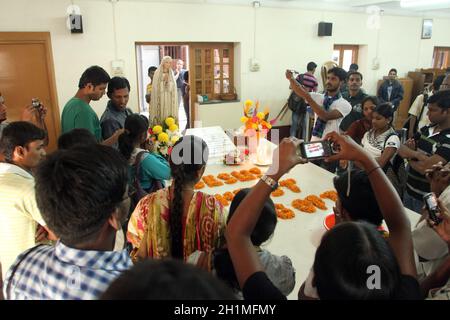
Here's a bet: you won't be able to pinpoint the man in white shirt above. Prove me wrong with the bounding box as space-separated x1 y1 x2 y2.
286 67 351 172
407 75 446 139
0 122 50 277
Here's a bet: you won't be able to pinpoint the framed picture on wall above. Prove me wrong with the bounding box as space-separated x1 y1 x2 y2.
422 19 433 39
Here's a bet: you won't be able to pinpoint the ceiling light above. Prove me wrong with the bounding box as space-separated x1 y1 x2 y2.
400 0 450 8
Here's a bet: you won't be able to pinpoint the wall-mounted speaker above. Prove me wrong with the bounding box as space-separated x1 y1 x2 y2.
318 22 332 37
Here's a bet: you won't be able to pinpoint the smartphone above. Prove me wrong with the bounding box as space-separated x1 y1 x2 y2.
423 192 443 225
299 140 335 160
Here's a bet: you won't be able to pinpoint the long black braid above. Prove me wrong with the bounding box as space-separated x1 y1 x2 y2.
169 135 209 259
169 163 186 259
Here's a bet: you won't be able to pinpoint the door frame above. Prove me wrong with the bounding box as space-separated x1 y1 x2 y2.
0 32 60 145
135 42 194 126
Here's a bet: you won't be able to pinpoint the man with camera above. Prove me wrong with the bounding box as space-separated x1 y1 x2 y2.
0 93 48 143
286 67 351 173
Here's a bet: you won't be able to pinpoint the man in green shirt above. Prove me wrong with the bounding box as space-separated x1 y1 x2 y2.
61 66 123 146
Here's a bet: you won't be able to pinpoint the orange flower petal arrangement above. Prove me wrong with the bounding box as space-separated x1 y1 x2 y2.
223 192 235 202
249 167 262 175
320 190 338 202
271 188 285 197
279 178 301 193
230 170 257 182
217 173 232 181
214 194 229 207
305 195 328 210
224 177 238 184
202 175 224 188
275 203 295 219
194 181 205 190
292 199 316 213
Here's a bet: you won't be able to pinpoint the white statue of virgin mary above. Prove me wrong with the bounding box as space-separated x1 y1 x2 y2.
149 56 178 125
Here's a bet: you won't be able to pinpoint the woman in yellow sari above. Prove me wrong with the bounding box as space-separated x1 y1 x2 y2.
127 135 226 262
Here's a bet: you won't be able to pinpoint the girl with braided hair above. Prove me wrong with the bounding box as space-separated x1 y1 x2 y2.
127 135 226 263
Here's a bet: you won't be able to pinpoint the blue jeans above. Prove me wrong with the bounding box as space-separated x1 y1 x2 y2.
403 191 423 214
290 112 307 138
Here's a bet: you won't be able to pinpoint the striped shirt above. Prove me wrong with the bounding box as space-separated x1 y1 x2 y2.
0 163 45 278
296 73 318 93
3 241 133 300
406 125 450 200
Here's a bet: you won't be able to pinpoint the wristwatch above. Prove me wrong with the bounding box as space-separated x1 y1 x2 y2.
260 175 279 190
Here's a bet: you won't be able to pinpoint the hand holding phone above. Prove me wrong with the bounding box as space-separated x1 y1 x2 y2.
423 192 443 225
298 140 336 161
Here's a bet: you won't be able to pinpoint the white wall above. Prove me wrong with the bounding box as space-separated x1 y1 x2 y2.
1 0 450 130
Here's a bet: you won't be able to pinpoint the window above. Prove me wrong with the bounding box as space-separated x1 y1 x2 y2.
433 47 450 69
332 45 359 71
189 43 235 100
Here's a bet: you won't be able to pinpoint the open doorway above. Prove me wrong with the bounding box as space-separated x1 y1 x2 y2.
332 45 359 71
136 43 189 130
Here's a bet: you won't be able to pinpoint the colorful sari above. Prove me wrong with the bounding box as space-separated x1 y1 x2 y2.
127 188 227 262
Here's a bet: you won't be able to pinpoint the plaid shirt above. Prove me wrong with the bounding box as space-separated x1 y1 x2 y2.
3 241 132 300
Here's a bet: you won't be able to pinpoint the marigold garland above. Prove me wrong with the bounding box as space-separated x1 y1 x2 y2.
249 167 262 175
271 188 285 197
223 192 234 201
320 190 338 202
194 182 205 190
292 199 316 213
224 177 238 184
305 195 328 210
279 179 297 187
217 173 232 181
202 175 224 188
275 203 295 219
214 194 229 207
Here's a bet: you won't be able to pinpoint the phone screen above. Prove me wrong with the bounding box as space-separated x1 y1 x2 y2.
425 193 438 211
303 142 326 159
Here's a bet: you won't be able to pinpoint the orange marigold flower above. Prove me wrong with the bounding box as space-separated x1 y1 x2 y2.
194 182 205 190
249 167 262 175
223 192 234 201
320 190 338 202
217 173 232 180
292 199 316 213
271 188 285 197
305 195 327 210
225 177 238 184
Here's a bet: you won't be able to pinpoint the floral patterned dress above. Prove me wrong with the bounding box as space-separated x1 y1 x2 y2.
127 188 227 262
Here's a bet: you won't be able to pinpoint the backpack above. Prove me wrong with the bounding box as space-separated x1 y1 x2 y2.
402 93 428 137
383 132 407 198
128 151 163 214
287 91 307 115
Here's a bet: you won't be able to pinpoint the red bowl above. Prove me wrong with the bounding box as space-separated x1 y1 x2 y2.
323 213 386 232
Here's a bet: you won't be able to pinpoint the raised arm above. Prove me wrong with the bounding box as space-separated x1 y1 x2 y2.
285 70 342 122
324 131 417 278
225 137 306 289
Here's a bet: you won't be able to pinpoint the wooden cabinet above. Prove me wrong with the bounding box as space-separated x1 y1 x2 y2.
407 68 446 104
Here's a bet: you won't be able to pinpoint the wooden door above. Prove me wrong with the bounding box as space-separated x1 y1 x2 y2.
0 32 60 152
333 45 359 71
